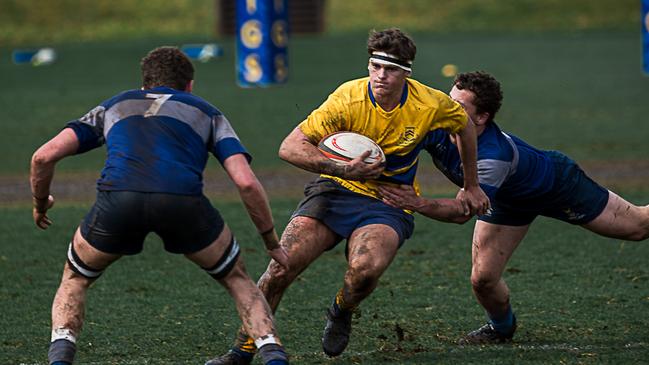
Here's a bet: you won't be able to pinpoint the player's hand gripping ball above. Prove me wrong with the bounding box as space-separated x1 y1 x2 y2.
318 132 385 165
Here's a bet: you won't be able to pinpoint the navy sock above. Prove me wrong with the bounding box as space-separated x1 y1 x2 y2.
489 305 515 334
231 347 254 360
48 339 76 365
266 360 288 365
258 343 288 365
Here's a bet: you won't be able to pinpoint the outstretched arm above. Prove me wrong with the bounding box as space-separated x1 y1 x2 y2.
30 128 80 229
454 122 490 215
222 154 289 269
278 127 384 181
379 184 472 224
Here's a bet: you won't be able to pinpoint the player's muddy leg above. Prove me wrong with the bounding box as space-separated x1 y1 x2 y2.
582 191 649 241
258 216 338 310
188 225 288 365
202 217 337 365
49 228 121 365
322 224 399 357
459 221 528 344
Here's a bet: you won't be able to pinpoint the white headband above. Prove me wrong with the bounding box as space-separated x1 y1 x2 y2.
369 51 412 72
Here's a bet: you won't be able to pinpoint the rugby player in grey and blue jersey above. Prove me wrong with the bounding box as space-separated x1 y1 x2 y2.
30 46 289 365
380 71 649 345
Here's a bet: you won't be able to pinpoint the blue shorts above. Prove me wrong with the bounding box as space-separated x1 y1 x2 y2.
479 151 609 226
292 178 415 248
80 191 224 255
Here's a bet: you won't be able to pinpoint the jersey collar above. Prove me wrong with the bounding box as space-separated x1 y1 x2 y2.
367 81 409 109
147 86 183 94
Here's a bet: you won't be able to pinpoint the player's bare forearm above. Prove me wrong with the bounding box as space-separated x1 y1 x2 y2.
416 198 472 224
30 154 56 229
454 124 490 215
238 181 273 230
30 128 79 198
279 128 383 180
279 127 344 174
224 155 276 235
223 154 289 267
30 128 80 229
30 156 55 201
379 184 470 224
454 123 480 189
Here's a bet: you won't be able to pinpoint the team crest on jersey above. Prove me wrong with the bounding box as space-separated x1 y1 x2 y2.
398 127 417 146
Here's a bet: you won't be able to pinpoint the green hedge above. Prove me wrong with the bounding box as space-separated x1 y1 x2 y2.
0 0 639 46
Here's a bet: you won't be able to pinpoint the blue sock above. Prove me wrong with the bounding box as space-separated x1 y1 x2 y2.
48 338 76 365
266 360 288 365
489 305 515 334
258 343 288 365
232 347 254 360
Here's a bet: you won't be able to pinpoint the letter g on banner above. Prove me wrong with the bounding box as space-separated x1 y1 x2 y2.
241 20 263 49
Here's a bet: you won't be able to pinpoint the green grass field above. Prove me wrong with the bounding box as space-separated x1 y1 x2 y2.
2 198 648 364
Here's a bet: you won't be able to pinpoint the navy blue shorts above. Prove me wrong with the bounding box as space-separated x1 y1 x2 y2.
292 178 415 248
80 191 224 255
479 151 609 226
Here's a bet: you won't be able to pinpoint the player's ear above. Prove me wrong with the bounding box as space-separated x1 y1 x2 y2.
185 80 194 92
474 112 490 126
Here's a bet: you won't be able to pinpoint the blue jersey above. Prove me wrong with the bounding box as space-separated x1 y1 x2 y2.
66 86 250 195
424 122 555 203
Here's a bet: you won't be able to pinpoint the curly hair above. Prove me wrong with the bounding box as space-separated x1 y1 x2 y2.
367 28 416 63
141 46 194 90
453 71 503 122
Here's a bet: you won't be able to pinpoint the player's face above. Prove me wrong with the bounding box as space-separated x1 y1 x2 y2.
450 85 480 124
368 61 409 99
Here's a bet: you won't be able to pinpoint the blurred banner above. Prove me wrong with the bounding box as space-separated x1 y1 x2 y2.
236 0 289 87
181 44 223 63
12 48 56 66
644 0 649 74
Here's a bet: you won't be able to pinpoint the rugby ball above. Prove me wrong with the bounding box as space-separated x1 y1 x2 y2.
318 132 385 165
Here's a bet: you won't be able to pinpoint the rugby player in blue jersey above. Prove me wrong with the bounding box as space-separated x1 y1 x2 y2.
210 29 489 364
30 47 290 365
379 71 649 344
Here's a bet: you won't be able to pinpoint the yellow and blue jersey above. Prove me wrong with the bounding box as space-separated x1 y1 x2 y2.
298 77 467 199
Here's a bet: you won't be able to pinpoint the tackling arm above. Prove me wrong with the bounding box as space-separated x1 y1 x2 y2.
222 154 289 268
278 127 383 180
454 122 490 215
379 184 472 224
30 128 80 229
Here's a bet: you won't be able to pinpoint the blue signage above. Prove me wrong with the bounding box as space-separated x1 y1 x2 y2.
236 0 289 87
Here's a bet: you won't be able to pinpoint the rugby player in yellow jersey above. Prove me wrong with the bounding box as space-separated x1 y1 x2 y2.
206 28 490 364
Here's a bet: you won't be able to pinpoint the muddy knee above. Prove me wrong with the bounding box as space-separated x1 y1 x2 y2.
345 265 381 296
259 260 298 291
471 273 499 295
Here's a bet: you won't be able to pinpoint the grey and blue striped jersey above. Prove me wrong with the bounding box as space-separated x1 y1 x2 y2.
66 86 250 195
424 122 555 203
